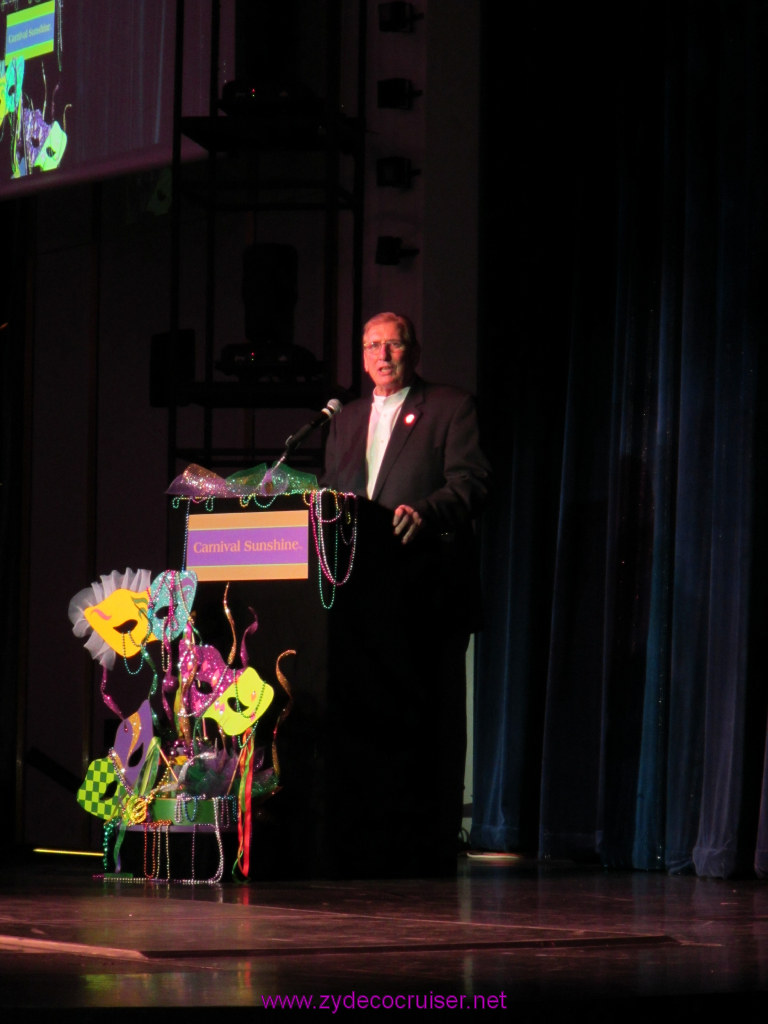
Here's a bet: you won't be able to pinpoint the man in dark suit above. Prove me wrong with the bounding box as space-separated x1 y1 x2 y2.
320 312 490 876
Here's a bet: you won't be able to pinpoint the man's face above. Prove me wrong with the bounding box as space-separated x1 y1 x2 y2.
363 322 420 396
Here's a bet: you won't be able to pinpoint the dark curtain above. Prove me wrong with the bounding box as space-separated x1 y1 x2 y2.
0 198 32 839
474 0 768 877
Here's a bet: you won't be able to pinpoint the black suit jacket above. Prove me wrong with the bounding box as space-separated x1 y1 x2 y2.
321 376 491 631
321 376 490 530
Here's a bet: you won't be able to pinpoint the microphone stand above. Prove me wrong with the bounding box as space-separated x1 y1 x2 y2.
262 398 341 493
262 433 306 494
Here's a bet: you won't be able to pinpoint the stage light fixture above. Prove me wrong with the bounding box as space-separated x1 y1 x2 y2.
378 3 423 32
377 78 422 110
375 236 420 265
376 157 420 189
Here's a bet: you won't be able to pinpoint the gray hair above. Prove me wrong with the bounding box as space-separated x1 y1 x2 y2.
362 312 419 348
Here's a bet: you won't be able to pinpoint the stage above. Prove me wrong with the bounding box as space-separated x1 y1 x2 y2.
0 853 766 1020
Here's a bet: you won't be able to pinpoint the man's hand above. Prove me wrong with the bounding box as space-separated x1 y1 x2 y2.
393 504 423 545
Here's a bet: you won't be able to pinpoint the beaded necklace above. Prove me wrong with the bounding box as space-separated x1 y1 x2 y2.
174 495 216 570
143 821 172 881
238 492 277 510
119 623 160 735
97 797 230 885
175 797 227 885
307 489 358 608
107 747 162 825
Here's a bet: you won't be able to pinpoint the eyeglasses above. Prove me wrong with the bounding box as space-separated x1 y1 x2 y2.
363 339 407 353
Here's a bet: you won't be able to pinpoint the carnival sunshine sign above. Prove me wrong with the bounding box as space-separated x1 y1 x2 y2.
186 509 309 581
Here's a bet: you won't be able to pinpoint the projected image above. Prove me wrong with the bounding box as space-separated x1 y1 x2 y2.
0 0 67 179
0 1 234 196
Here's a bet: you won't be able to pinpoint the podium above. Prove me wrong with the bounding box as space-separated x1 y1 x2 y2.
166 491 333 879
168 489 471 879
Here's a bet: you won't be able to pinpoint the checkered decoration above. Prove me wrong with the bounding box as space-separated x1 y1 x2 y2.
76 758 126 820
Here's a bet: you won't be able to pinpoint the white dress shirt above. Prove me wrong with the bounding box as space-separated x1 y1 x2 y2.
365 387 410 498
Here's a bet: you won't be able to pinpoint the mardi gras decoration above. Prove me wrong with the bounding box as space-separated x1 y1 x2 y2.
18 64 71 174
70 461 342 882
166 462 319 502
68 568 158 718
202 668 274 738
71 566 293 884
68 568 156 670
112 699 155 788
1 0 68 179
76 757 127 823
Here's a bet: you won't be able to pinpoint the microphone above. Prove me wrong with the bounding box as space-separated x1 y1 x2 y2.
283 398 343 452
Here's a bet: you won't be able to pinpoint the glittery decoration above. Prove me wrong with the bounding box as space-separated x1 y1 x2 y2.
176 619 200 747
184 643 238 718
167 461 318 510
240 609 260 665
226 463 277 497
101 664 124 719
71 553 291 881
123 794 150 825
227 463 319 498
148 570 197 642
149 571 195 724
203 668 274 737
271 650 295 781
222 582 237 665
179 605 260 721
165 464 234 498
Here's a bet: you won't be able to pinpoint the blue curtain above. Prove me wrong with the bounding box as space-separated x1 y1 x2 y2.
474 0 768 877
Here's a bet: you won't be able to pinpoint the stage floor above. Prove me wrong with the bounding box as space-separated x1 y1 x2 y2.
1 853 766 1020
